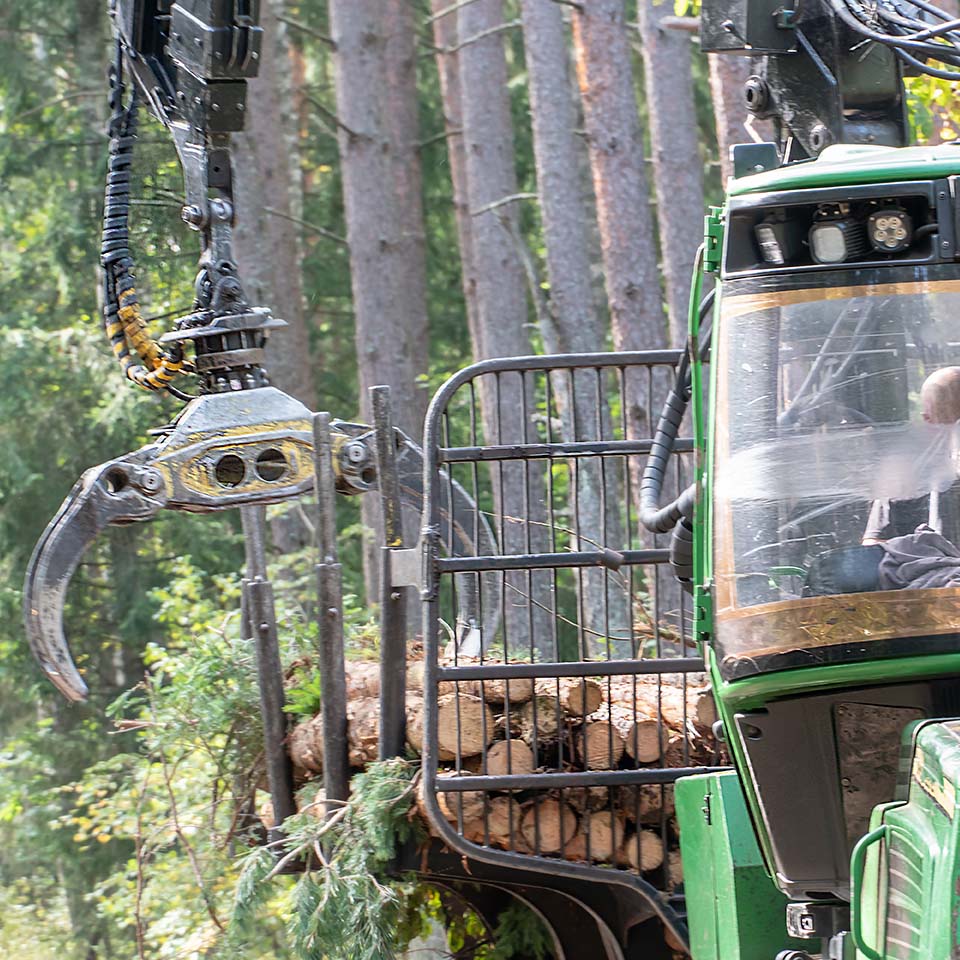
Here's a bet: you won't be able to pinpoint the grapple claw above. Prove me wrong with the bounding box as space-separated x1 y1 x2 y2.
23 455 166 701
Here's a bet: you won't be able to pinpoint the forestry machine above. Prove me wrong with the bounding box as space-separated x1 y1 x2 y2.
24 1 960 959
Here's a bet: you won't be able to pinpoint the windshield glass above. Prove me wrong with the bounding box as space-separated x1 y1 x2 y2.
713 279 960 677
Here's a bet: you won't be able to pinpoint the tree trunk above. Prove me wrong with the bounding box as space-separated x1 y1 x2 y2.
520 0 630 654
708 54 751 182
572 0 677 634
637 0 705 346
328 0 430 602
457 0 552 657
233 0 315 410
430 0 481 354
571 0 665 353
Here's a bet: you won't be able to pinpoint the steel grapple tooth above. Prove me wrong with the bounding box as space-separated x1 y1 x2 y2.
23 457 165 701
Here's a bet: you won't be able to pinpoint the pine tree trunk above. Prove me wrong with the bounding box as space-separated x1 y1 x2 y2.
328 0 428 439
519 0 630 654
571 0 665 353
328 0 430 602
430 0 481 353
457 0 552 657
572 0 678 631
637 0 705 346
708 54 751 182
233 0 315 410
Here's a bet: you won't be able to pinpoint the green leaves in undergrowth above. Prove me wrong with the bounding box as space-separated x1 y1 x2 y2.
233 758 420 960
486 902 554 960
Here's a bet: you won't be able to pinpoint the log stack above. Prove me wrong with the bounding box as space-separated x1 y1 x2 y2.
284 657 720 885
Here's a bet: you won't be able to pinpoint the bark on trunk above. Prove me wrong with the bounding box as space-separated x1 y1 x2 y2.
457 0 553 657
572 0 678 629
233 0 317 554
708 54 751 182
328 0 429 438
430 1 481 351
637 0 705 346
571 0 665 353
328 0 430 603
520 0 631 654
234 0 315 410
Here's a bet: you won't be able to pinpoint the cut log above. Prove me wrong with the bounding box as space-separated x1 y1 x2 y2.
520 798 578 854
536 677 604 717
574 811 626 862
485 739 535 777
574 720 625 769
567 784 612 814
288 715 324 773
259 795 276 830
463 796 523 849
615 783 676 824
693 687 718 731
347 696 380 766
622 829 665 872
435 770 487 824
483 676 536 705
623 718 668 764
437 693 496 758
666 847 684 890
518 694 562 745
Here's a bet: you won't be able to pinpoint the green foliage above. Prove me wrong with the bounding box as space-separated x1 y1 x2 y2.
233 759 421 960
487 902 554 960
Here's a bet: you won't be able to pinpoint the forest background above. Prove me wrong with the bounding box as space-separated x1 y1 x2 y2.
0 0 958 958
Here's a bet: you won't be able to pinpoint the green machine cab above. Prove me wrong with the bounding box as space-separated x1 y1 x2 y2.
663 140 960 959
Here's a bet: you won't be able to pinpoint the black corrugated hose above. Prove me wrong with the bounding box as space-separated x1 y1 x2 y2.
639 291 713 585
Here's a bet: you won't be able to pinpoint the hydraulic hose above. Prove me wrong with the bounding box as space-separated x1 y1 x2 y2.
638 289 713 536
639 355 696 534
101 47 186 394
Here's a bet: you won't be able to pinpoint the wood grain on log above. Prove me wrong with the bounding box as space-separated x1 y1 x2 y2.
437 693 496 758
485 739 535 777
574 720 625 769
520 798 578 853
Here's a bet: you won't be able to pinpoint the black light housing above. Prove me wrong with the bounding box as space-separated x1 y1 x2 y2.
809 217 869 264
754 215 805 265
867 207 912 253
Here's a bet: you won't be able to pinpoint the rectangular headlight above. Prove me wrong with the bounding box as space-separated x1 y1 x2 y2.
809 218 868 264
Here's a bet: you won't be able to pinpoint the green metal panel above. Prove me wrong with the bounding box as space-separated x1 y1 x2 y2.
676 772 809 960
714 653 960 713
727 143 960 197
854 720 960 959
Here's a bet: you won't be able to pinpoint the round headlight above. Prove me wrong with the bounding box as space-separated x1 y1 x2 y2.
867 208 912 253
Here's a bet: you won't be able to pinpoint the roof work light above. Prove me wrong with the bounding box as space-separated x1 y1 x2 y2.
809 217 869 264
867 207 912 253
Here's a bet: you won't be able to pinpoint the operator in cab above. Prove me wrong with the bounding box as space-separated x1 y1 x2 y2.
863 366 960 546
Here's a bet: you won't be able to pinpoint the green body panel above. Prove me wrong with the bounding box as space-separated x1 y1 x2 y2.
855 720 960 959
683 141 960 957
676 772 809 959
727 143 960 197
687 164 960 898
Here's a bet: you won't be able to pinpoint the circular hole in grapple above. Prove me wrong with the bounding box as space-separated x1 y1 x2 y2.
255 448 287 482
104 469 128 494
361 467 376 486
214 454 246 487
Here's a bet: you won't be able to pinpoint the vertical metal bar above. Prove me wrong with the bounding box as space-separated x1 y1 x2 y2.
240 504 296 832
312 413 350 811
371 386 408 760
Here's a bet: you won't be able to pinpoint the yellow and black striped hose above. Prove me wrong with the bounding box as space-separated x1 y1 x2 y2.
100 63 188 393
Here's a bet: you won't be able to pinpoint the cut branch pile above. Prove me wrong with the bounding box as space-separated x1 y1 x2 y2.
283 657 721 884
